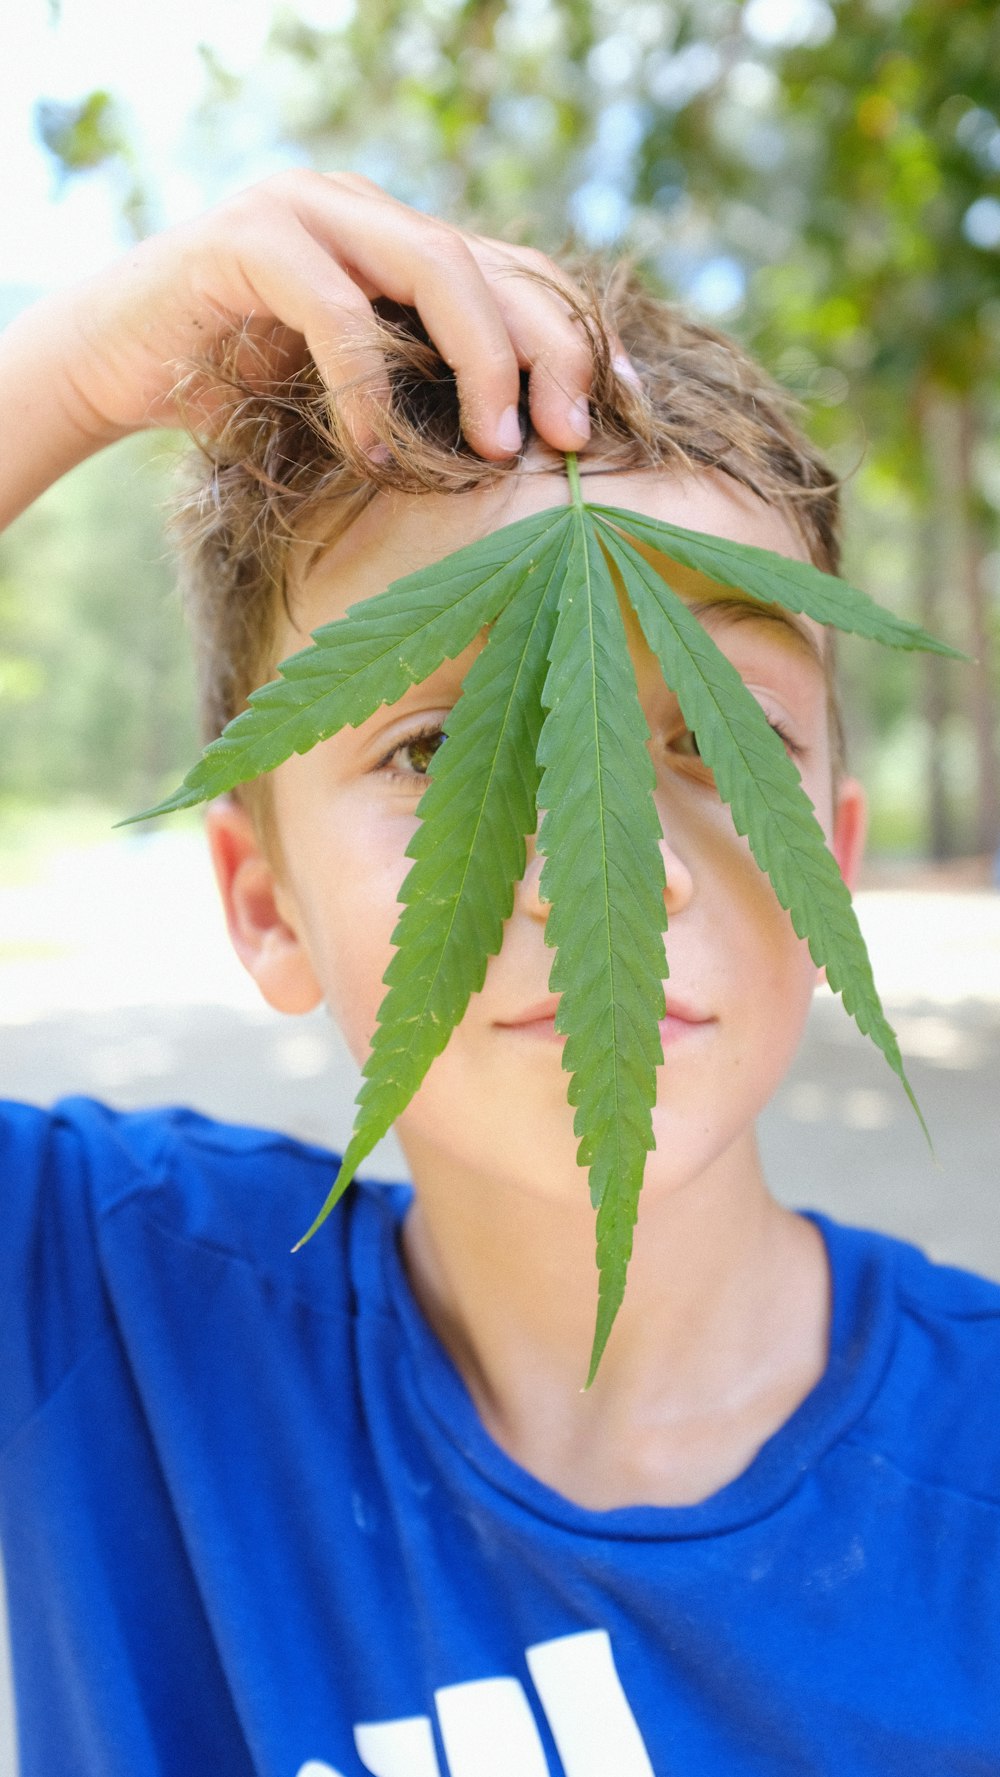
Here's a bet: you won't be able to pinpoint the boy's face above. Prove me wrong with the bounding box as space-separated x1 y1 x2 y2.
208 461 866 1211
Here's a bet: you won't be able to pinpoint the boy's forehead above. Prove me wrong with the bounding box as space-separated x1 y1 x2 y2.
283 460 824 663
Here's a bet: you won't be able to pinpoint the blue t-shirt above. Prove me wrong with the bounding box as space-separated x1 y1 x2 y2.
2 1097 999 1777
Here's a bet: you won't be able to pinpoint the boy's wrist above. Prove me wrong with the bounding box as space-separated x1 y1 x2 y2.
0 292 130 529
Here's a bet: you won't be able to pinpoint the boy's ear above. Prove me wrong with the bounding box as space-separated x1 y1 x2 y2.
815 774 868 988
830 774 868 895
204 796 323 1014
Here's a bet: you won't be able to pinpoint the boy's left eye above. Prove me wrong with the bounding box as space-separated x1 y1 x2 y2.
376 724 448 779
670 727 703 760
670 716 801 762
664 707 806 771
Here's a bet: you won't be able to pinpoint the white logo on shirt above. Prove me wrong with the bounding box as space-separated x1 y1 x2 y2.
296 1627 654 1776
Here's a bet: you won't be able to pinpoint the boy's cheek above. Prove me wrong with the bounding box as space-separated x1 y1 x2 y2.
297 828 416 1065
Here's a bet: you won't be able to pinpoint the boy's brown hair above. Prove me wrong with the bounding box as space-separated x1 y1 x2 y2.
170 261 846 818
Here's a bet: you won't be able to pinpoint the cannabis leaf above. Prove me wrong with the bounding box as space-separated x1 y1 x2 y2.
131 462 959 1379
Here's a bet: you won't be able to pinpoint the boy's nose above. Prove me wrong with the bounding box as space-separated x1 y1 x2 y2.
516 824 694 919
658 826 695 916
516 839 549 920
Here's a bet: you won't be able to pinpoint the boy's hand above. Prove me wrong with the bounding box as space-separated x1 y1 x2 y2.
27 170 630 462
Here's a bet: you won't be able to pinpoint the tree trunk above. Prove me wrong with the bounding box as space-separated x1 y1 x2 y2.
917 386 958 859
955 395 1000 858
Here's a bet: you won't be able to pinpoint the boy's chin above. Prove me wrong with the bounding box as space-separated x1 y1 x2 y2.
399 1104 760 1220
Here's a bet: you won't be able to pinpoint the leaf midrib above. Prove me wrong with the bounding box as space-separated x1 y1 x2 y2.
571 510 628 1206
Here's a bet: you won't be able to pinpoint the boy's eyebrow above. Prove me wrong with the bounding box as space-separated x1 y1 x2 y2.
686 593 825 671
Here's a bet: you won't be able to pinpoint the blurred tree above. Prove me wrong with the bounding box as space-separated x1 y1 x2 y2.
191 0 1000 856
34 88 153 239
645 0 1000 857
0 437 198 813
20 0 1000 857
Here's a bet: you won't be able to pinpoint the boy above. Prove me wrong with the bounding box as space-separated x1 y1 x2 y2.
1 170 998 1776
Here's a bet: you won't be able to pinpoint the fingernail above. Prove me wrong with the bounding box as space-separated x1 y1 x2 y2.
497 404 524 454
613 352 642 388
568 395 591 440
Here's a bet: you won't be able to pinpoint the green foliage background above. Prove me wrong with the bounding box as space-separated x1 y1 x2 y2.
0 436 198 815
2 0 999 859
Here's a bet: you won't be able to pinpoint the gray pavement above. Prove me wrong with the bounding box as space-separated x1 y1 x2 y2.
2 987 997 1270
1 828 997 1268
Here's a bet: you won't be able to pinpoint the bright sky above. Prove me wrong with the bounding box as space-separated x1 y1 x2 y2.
2 0 836 303
1 0 289 287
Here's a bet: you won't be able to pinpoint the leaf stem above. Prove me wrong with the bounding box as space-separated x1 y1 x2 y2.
564 451 584 512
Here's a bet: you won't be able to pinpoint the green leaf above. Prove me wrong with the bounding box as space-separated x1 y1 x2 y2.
291 511 575 1249
590 505 967 658
535 474 670 1384
120 507 561 822
127 468 955 1383
596 518 929 1146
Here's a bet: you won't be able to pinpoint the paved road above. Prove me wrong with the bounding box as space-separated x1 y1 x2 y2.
0 832 998 1775
3 969 997 1263
2 828 997 1267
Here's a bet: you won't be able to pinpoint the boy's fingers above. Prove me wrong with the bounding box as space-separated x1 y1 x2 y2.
222 230 392 450
229 315 310 391
476 262 595 449
239 221 519 460
460 236 601 450
209 172 615 459
269 173 599 457
277 176 527 459
397 237 526 459
335 197 644 431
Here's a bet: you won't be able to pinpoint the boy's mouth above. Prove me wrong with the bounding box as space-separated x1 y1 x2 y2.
496 997 714 1045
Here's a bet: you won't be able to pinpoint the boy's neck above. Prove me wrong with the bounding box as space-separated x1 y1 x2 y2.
396 1133 832 1509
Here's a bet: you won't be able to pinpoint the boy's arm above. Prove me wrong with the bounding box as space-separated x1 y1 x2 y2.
0 291 129 529
0 169 616 532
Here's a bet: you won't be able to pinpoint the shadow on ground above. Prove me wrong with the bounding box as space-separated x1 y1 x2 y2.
3 989 998 1277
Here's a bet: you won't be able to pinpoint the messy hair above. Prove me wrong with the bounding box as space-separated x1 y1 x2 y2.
170 260 847 824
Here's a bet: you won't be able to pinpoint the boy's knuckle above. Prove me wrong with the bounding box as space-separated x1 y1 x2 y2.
469 341 518 385
258 167 320 204
416 225 474 275
204 188 254 236
513 244 581 299
513 242 560 277
229 169 331 229
210 181 289 247
229 174 291 220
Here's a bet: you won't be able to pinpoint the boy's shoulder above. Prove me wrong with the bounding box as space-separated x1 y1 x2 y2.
1 1094 403 1306
3 1089 343 1196
1 1096 407 1453
6 1097 999 1509
819 1209 1000 1507
895 1227 1000 1316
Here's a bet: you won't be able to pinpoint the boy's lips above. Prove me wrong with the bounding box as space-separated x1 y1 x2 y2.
496 996 714 1043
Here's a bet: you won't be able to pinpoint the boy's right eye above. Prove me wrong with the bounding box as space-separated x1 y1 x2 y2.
375 723 448 780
